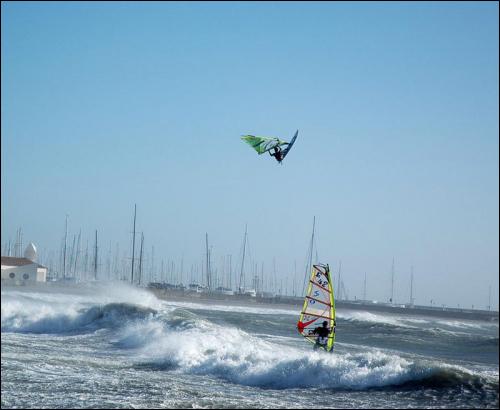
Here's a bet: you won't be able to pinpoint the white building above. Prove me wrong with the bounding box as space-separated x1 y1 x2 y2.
1 242 48 284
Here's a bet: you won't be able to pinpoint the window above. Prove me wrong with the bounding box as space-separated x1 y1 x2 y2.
23 273 29 280
9 272 15 278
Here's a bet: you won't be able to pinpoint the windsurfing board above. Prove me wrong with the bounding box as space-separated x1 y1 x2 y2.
281 130 298 160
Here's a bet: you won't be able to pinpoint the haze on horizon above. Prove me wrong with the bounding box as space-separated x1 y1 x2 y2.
1 2 498 310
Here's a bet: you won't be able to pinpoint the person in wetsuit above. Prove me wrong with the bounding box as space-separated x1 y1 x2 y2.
269 146 284 163
313 321 331 351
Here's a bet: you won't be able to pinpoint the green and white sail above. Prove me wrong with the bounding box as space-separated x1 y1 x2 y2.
241 135 288 155
297 263 336 352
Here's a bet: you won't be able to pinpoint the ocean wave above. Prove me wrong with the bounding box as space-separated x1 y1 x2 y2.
161 300 297 317
339 311 420 331
1 281 162 310
160 301 498 339
435 319 486 329
338 311 498 344
1 282 164 334
1 300 157 334
127 314 498 391
396 366 498 390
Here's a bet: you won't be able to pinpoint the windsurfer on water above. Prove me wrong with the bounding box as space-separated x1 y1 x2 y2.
313 321 332 351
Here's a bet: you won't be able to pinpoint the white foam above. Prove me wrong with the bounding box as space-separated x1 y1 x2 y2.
338 310 418 329
161 299 298 317
126 312 435 390
1 281 161 309
434 319 496 330
1 282 162 333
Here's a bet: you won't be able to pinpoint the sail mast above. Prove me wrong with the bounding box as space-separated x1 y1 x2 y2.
239 224 247 293
131 204 137 284
84 240 89 280
261 262 264 297
63 215 68 278
410 266 414 306
293 260 297 296
229 255 232 290
69 234 76 276
301 217 316 294
94 230 98 280
73 229 81 278
390 257 395 303
138 232 144 286
309 216 315 269
206 233 210 290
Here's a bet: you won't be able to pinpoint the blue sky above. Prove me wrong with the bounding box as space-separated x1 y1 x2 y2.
1 2 498 309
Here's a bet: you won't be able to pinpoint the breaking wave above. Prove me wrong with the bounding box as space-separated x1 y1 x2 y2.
1 301 157 334
126 310 499 392
2 286 497 393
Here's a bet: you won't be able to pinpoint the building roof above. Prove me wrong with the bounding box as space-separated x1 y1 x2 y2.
1 256 47 269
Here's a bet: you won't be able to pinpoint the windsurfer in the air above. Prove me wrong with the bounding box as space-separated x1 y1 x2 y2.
313 321 331 351
269 146 284 163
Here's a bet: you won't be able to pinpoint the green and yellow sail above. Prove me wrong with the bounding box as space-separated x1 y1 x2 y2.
241 135 288 155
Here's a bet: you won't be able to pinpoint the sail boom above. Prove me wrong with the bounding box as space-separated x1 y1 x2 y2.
304 335 334 338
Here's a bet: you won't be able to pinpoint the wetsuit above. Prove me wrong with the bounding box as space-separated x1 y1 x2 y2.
270 148 283 163
313 326 330 350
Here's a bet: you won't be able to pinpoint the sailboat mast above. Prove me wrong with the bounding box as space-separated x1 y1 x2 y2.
294 260 297 297
94 230 98 280
69 234 76 276
206 233 210 289
410 265 414 305
390 257 395 303
180 257 184 286
138 232 144 286
73 229 81 278
151 246 155 281
84 240 89 279
309 216 315 268
239 224 247 292
301 217 316 295
63 215 68 278
229 255 232 290
273 258 276 294
131 204 137 284
261 262 264 296
16 227 23 258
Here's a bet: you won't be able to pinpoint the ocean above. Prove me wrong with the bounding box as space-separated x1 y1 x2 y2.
1 282 498 409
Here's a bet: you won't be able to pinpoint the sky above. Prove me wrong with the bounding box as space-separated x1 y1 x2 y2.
1 1 498 310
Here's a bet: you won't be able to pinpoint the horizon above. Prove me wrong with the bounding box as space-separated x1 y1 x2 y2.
2 206 498 312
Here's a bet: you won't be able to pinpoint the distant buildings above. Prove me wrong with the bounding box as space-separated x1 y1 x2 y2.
1 243 48 284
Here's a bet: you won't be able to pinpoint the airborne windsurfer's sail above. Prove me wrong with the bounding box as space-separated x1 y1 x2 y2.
241 130 298 163
297 263 336 352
